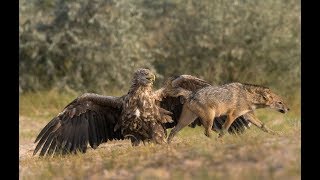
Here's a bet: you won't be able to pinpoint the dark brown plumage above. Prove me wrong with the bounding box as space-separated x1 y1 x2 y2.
34 94 124 156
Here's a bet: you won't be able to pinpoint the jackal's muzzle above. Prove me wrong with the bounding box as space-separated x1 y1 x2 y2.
276 103 290 114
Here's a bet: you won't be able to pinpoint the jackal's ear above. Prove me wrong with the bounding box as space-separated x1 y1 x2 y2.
262 91 272 101
246 88 255 93
264 88 272 93
261 93 272 105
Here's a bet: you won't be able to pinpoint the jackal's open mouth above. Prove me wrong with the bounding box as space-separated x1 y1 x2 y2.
278 109 285 113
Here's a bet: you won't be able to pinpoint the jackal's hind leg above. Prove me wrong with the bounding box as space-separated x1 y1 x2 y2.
168 104 198 143
219 113 236 138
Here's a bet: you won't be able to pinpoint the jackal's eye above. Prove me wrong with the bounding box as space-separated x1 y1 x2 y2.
262 96 267 100
278 101 283 104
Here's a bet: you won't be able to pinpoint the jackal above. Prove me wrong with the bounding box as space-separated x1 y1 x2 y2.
167 82 289 142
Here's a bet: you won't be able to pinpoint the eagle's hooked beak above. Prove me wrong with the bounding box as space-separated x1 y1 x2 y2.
147 74 156 82
151 74 155 82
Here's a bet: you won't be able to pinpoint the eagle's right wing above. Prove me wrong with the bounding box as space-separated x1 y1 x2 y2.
33 93 125 156
155 75 211 128
157 75 251 134
169 75 211 90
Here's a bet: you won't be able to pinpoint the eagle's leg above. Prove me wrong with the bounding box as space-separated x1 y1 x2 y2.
124 132 142 146
151 123 167 144
130 138 141 146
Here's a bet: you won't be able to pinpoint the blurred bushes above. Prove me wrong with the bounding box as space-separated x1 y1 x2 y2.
19 0 300 105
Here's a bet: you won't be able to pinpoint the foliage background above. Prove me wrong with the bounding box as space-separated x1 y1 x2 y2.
19 1 301 179
19 0 300 112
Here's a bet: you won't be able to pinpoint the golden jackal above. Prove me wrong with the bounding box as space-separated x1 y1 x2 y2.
167 82 289 142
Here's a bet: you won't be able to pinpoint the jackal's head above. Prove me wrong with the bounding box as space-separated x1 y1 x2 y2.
244 84 290 113
260 89 290 113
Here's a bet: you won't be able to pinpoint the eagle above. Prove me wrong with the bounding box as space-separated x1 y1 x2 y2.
33 69 251 156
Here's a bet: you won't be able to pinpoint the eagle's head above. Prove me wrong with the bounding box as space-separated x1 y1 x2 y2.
133 68 156 86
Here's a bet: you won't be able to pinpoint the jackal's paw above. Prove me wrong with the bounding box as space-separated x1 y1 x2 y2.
204 132 212 138
270 130 281 136
218 129 227 138
218 133 224 138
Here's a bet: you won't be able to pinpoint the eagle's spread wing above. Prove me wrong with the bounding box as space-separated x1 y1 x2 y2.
157 75 251 133
170 75 211 90
33 93 124 156
156 75 210 128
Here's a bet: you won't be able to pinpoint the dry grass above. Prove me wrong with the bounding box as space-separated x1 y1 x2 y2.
19 91 301 180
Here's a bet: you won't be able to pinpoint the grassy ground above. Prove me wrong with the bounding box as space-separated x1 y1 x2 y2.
19 90 301 180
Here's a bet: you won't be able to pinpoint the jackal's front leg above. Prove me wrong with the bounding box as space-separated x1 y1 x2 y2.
198 109 215 138
202 117 214 138
246 113 279 135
